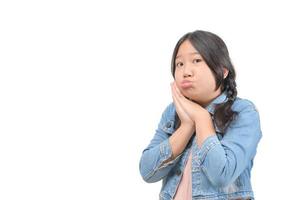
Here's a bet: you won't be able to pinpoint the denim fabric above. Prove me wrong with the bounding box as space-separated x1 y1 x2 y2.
139 91 262 200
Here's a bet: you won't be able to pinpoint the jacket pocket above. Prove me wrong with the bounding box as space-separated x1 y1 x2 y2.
192 168 217 196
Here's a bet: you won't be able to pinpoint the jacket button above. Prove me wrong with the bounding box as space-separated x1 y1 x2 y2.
166 122 172 128
175 169 181 176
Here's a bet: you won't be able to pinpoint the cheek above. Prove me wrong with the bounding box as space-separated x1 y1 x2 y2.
207 78 217 92
195 74 216 90
202 68 216 85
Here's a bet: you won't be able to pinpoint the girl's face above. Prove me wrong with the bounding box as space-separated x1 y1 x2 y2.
174 40 228 107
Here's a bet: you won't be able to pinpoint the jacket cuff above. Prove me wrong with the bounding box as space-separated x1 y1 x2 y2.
157 139 182 169
192 135 220 165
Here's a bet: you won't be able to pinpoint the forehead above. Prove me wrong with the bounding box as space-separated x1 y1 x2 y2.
176 40 201 59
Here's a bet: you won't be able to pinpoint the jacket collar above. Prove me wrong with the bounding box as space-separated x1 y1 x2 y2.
205 91 228 115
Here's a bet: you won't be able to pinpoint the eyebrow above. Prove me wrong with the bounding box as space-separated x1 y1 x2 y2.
175 52 200 59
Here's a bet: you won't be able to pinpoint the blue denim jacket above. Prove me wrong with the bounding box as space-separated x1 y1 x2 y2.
139 92 262 200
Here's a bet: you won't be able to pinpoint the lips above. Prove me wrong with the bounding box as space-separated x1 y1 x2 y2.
180 80 193 89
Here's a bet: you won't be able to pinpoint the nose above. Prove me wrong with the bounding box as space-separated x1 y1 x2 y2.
183 65 193 78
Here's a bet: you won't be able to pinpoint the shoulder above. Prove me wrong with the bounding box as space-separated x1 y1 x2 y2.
231 97 259 114
230 97 261 128
226 97 262 142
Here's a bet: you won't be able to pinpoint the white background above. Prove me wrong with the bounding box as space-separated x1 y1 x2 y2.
1 0 299 199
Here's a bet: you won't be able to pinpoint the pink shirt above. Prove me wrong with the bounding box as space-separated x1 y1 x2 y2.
173 150 192 200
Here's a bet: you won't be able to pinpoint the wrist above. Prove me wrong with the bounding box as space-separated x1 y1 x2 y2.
196 124 215 135
195 112 215 134
180 123 195 134
195 109 210 122
195 121 216 146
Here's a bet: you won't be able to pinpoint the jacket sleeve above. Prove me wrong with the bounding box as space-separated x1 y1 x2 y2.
192 103 262 187
139 103 182 183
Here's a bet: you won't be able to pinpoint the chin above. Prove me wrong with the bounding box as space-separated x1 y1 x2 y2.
183 91 201 103
183 93 194 101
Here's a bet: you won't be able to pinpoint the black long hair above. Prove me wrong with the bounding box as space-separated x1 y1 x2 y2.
171 30 238 134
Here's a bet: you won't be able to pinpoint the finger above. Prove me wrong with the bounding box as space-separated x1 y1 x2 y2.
172 82 197 117
171 88 187 119
173 82 189 106
172 82 191 109
171 82 180 103
172 82 183 105
171 89 179 108
171 83 184 110
171 87 180 112
173 82 194 102
173 82 183 98
173 83 191 104
171 83 193 122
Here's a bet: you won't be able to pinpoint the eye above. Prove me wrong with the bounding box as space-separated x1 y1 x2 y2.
193 59 202 63
175 62 183 67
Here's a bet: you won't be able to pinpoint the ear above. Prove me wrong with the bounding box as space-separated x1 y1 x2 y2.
223 67 229 79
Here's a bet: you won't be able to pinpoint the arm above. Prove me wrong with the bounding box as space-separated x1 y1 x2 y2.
139 105 194 183
193 105 262 187
165 124 194 163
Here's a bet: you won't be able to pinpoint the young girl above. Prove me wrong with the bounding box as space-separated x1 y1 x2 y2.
139 30 262 200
